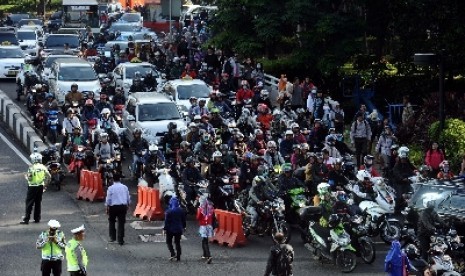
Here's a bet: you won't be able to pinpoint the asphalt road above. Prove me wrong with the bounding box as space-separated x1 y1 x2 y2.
0 79 388 275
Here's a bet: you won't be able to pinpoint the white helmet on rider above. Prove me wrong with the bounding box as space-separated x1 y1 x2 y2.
30 152 43 164
356 170 371 182
212 151 222 158
267 140 277 149
101 108 111 115
398 146 410 158
99 132 109 142
149 144 158 152
317 182 331 195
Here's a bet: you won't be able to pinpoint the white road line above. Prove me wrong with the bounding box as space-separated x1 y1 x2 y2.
0 132 31 165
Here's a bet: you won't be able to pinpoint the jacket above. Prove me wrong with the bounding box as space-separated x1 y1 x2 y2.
424 149 445 170
264 243 294 276
164 205 186 234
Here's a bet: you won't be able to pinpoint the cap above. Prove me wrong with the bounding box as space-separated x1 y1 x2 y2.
71 225 85 234
48 219 61 228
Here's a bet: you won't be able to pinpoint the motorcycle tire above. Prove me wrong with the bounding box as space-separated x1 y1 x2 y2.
359 238 376 264
271 222 291 244
336 250 357 273
380 222 401 244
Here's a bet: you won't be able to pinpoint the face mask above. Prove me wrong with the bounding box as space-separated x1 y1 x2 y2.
242 85 247 89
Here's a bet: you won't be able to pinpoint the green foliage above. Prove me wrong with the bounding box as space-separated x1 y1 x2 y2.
408 144 424 167
428 119 465 171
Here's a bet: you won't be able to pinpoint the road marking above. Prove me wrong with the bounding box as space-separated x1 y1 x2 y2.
0 131 31 165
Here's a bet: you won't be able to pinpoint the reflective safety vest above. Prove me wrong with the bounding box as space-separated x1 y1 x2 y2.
65 239 88 272
27 163 48 186
36 230 66 260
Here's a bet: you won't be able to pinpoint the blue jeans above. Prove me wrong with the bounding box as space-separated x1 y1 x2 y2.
132 154 143 175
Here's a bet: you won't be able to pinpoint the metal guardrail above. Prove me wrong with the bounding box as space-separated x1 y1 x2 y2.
239 64 279 90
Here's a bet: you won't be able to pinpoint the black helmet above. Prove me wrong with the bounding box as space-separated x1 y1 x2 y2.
186 156 194 163
328 214 341 228
168 122 177 130
134 128 142 136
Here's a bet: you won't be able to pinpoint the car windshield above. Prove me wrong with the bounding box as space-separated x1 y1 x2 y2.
17 31 36 40
0 48 24 58
177 84 210 100
104 41 129 51
44 56 78 68
8 14 30 23
109 24 137 33
18 19 42 27
58 66 97 81
120 13 141 22
45 35 79 48
0 33 19 44
138 103 182 121
125 65 159 79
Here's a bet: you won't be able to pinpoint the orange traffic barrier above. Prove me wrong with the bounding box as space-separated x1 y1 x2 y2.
210 209 247 248
77 170 92 200
133 186 164 221
77 170 105 202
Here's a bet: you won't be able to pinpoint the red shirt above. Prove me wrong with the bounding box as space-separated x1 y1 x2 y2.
236 88 254 103
425 149 445 170
196 208 214 226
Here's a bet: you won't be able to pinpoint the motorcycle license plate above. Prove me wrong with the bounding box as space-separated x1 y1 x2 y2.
7 70 18 77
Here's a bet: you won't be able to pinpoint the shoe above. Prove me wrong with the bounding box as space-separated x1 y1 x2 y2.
118 241 124 245
201 256 207 259
33 220 40 223
108 238 116 243
206 257 212 264
176 257 180 262
169 256 176 261
20 220 29 225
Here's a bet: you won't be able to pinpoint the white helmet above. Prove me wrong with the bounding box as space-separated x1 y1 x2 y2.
290 123 300 129
149 144 158 151
398 146 410 158
48 219 61 228
30 152 42 164
356 170 371 182
285 130 293 135
260 89 269 97
212 151 222 158
317 182 331 194
267 140 277 148
101 108 111 115
372 177 385 188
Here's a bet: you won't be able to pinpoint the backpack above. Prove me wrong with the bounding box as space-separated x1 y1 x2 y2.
274 244 292 276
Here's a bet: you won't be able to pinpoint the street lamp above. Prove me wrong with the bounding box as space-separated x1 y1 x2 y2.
413 52 445 131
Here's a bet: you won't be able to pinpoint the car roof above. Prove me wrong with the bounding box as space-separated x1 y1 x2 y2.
130 92 172 104
169 79 208 86
119 62 153 67
47 33 79 37
0 45 21 49
53 59 91 66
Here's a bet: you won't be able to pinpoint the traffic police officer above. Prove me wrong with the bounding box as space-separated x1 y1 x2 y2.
36 219 66 276
21 152 51 224
66 225 88 276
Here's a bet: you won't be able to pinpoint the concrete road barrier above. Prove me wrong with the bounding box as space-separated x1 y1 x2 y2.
0 89 47 154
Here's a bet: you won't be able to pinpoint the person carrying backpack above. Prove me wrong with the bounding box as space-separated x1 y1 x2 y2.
264 232 294 276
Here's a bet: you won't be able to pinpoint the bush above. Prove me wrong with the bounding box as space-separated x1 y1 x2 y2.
428 118 465 171
408 143 424 168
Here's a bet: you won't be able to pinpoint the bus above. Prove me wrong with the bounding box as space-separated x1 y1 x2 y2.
62 0 100 30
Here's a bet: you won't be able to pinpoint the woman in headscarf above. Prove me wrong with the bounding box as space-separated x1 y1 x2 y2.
163 197 186 261
196 196 215 264
385 240 410 276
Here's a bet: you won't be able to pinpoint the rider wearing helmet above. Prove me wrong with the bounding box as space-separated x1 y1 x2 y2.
95 93 114 114
322 135 342 159
327 158 347 192
239 153 260 190
278 163 303 199
20 152 51 224
162 122 183 160
181 156 204 205
256 103 272 130
352 170 376 203
81 99 100 138
129 71 146 93
392 146 415 212
193 132 215 176
65 83 85 108
219 144 236 170
143 70 157 92
250 129 266 152
192 99 210 118
129 128 149 178
94 132 116 173
418 198 444 259
359 154 380 177
98 108 119 144
437 160 454 180
280 130 295 160
247 174 277 231
263 140 285 169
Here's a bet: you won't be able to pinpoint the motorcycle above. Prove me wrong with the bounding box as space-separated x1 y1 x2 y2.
86 118 98 146
305 221 358 273
45 110 60 144
129 149 149 179
359 189 401 243
41 146 64 191
287 186 310 224
178 180 209 214
157 166 177 210
114 104 125 128
99 157 116 188
215 175 235 211
243 198 291 244
341 214 376 264
68 145 87 183
429 236 462 276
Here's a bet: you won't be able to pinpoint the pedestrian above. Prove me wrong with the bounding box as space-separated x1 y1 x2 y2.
163 197 186 261
384 240 410 276
196 196 215 264
20 152 51 224
65 225 88 276
349 112 372 168
105 173 131 246
264 232 294 276
424 142 445 178
36 220 66 276
417 199 444 260
290 77 303 109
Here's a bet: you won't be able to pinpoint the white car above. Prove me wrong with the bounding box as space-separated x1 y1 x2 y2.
0 46 25 79
112 62 163 97
40 54 82 83
17 28 40 55
48 59 101 104
161 79 211 112
118 12 143 27
122 93 187 144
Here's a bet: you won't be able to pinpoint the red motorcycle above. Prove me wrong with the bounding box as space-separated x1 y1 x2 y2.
114 104 125 128
86 118 98 146
67 145 93 183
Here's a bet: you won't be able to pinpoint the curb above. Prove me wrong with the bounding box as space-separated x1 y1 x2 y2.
0 90 47 154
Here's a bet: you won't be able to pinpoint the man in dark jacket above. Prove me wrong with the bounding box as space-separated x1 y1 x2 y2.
392 147 415 212
163 197 186 261
417 200 444 260
264 232 294 276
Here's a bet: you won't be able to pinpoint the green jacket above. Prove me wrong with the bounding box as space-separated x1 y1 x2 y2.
36 230 66 260
65 238 88 272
